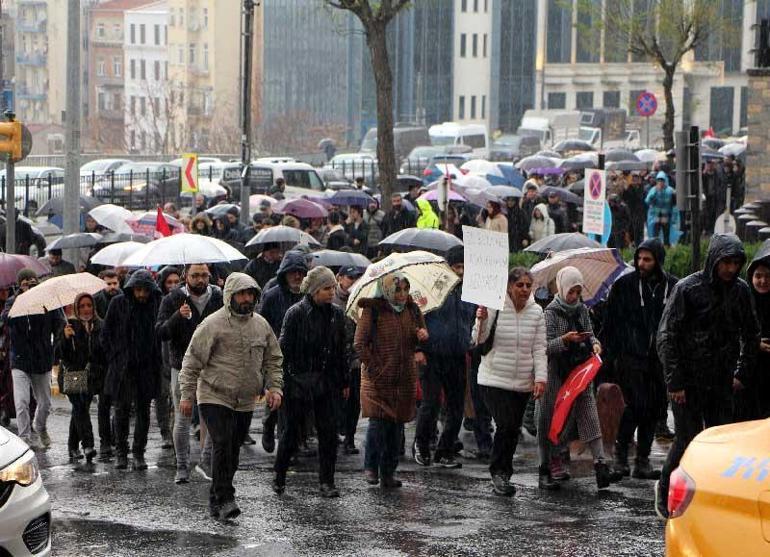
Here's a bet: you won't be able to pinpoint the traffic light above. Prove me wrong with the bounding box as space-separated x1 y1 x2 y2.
0 121 22 161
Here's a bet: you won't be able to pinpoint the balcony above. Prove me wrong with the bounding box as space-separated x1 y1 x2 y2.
16 52 46 66
17 19 47 33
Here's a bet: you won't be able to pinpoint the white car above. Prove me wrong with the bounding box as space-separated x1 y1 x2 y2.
0 166 65 213
0 426 51 556
327 153 377 183
80 158 131 179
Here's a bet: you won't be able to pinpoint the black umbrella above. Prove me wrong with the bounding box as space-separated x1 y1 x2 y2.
525 232 602 254
35 196 102 217
566 179 585 196
606 160 649 172
540 186 582 205
553 139 595 155
535 150 562 159
605 149 640 163
379 227 462 255
244 225 321 252
311 250 371 270
47 232 103 250
701 146 725 162
205 203 240 218
98 232 152 244
517 155 561 172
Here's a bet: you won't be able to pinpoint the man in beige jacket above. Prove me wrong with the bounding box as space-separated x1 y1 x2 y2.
179 272 283 522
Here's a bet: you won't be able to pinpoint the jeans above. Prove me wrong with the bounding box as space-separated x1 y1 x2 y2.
275 395 337 485
12 369 51 441
97 393 113 449
468 351 493 453
415 353 466 459
114 395 151 458
481 386 530 479
364 418 402 477
67 393 94 452
658 387 733 502
199 403 252 509
171 368 212 469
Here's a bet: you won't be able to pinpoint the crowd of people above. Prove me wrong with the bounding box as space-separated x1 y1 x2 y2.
0 154 765 523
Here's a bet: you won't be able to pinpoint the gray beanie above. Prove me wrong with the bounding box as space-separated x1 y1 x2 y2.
300 266 337 295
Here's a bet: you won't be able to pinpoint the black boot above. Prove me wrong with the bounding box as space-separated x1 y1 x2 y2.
133 454 148 470
632 457 661 480
614 442 630 477
538 465 560 490
115 454 128 469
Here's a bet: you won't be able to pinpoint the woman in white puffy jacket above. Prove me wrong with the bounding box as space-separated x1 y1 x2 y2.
472 267 547 497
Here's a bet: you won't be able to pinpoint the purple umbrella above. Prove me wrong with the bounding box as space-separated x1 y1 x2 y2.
329 190 375 207
529 167 565 176
273 198 328 219
301 195 334 209
419 189 466 202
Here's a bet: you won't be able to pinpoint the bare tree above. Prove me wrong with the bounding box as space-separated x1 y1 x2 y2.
325 0 412 208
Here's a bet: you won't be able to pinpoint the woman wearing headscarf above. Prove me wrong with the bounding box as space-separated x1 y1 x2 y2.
57 293 107 463
416 198 440 229
744 243 770 418
537 266 621 490
529 203 555 243
354 272 429 488
472 267 547 496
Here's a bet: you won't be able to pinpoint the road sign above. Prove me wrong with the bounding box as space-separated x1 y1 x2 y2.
583 169 606 236
181 153 198 193
636 91 658 118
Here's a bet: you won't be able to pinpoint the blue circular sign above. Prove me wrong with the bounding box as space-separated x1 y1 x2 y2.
636 91 658 117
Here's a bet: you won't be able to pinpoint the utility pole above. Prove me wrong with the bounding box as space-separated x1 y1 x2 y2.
64 0 81 238
239 0 256 227
4 111 14 254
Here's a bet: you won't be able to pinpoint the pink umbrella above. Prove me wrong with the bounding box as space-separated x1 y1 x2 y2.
419 189 466 202
273 198 329 219
0 254 51 288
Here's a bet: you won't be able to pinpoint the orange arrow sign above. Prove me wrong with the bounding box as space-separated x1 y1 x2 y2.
181 153 198 193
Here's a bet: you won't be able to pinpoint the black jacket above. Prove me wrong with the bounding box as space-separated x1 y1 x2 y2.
345 221 369 254
748 242 770 412
258 251 308 336
2 293 65 374
381 208 416 237
244 256 280 289
279 296 348 400
56 317 107 395
156 285 224 370
94 289 120 319
102 270 163 401
657 234 760 393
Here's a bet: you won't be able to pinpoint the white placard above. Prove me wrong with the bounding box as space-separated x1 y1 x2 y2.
583 169 606 236
461 226 509 311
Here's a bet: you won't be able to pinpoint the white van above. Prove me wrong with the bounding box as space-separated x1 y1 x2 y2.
223 158 326 200
429 122 489 159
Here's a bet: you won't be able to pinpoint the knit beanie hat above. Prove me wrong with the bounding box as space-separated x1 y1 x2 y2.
16 268 38 284
556 266 584 300
300 266 337 295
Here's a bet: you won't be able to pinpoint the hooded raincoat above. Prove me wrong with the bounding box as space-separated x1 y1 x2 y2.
529 203 555 243
745 242 770 417
416 199 440 229
258 251 308 336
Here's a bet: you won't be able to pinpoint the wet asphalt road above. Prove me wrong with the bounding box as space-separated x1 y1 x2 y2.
33 398 665 556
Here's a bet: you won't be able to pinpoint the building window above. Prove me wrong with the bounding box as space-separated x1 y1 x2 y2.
154 60 160 81
140 60 146 80
170 8 175 27
628 89 645 113
482 95 486 119
471 96 477 119
97 23 105 38
154 24 161 45
576 92 594 109
154 97 160 115
483 34 488 57
547 0 572 63
130 59 136 79
164 25 168 45
97 58 105 77
130 130 136 149
603 91 620 108
178 46 184 64
140 24 146 44
203 44 209 70
461 0 467 12
203 8 209 28
548 92 566 109
113 24 121 39
709 86 735 135
740 86 748 129
140 96 146 117
459 96 466 119
130 96 136 115
130 24 135 44
113 56 122 77
179 8 184 26
141 131 146 150
189 43 195 65
460 34 466 57
472 34 478 57
165 61 169 79
98 92 106 111
473 0 479 12
113 93 121 110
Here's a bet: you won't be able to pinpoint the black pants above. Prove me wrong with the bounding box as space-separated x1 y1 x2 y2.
67 394 94 452
469 350 493 453
199 403 251 509
339 368 361 442
481 386 530 479
415 353 466 459
114 396 151 457
617 405 657 461
653 220 671 246
275 395 337 485
97 393 113 448
658 387 732 500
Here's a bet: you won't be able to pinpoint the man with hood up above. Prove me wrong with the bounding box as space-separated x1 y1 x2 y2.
179 273 283 521
655 234 760 518
605 238 678 480
102 269 164 471
745 243 770 419
258 250 309 452
645 171 676 247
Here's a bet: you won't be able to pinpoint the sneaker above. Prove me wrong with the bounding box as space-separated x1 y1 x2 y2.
491 475 515 497
414 446 431 467
614 454 631 477
115 455 128 470
319 483 340 498
462 417 475 432
261 429 276 453
133 455 148 471
343 440 360 455
380 475 402 489
538 465 560 491
654 480 669 520
435 455 462 469
38 430 51 448
175 466 190 484
69 449 84 463
364 469 379 485
242 433 257 446
218 501 241 521
195 462 212 481
550 455 571 481
453 440 464 455
632 458 662 480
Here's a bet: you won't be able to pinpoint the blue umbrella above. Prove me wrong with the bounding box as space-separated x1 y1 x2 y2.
329 190 375 207
496 164 525 188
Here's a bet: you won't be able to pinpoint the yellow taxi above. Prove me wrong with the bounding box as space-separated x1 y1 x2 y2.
665 419 770 556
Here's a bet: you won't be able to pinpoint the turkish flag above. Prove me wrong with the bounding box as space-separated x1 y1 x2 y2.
548 354 603 444
155 206 172 237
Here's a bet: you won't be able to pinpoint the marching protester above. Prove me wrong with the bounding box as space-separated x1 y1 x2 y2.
57 293 106 464
747 243 770 418
179 273 283 521
156 264 222 484
94 269 122 319
345 206 369 255
43 248 77 277
363 199 385 259
483 201 508 234
273 267 348 497
604 238 677 479
416 198 440 229
155 266 181 450
381 193 416 237
354 272 428 488
244 242 282 289
529 203 555 243
646 172 676 247
102 270 163 471
655 234 760 519
472 267 546 496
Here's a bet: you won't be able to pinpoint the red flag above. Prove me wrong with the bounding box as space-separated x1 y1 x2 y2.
155 206 172 237
548 354 603 444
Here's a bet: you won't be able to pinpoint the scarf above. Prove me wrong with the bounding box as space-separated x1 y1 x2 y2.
374 272 409 313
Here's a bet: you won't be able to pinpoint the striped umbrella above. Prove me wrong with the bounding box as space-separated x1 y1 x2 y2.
530 247 631 307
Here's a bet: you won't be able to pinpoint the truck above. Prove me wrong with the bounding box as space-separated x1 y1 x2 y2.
578 108 641 150
516 110 582 147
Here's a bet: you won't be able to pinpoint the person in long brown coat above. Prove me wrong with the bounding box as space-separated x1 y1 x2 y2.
354 272 428 488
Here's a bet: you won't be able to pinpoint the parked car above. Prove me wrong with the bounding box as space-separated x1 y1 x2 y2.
0 426 51 556
92 162 180 208
79 158 131 179
317 167 353 191
225 159 326 200
489 134 541 162
360 123 430 162
0 167 65 214
327 153 377 183
169 156 223 167
399 145 447 175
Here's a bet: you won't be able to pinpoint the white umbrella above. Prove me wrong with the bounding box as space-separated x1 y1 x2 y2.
88 204 134 234
122 233 247 267
635 149 664 163
461 159 504 178
89 241 146 267
461 175 493 190
8 273 106 318
345 250 460 322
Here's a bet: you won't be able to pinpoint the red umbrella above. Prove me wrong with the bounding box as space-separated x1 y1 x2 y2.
273 198 329 219
0 254 51 288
